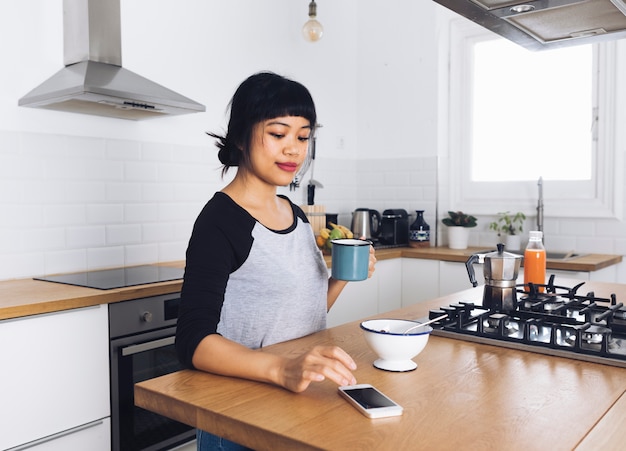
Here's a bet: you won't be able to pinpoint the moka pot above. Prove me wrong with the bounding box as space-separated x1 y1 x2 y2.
466 243 522 312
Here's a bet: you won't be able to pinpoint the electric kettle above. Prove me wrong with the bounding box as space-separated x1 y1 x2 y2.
351 208 381 240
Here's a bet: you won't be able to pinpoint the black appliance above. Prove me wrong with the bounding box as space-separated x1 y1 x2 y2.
34 265 184 290
424 275 626 368
379 209 409 246
109 293 195 451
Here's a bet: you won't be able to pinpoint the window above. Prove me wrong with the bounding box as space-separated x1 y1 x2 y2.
472 40 592 182
444 17 622 219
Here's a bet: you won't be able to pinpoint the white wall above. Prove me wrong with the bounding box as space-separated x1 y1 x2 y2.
1 0 623 282
1 0 439 280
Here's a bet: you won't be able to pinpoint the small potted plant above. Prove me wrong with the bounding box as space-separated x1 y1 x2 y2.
489 211 526 251
442 211 477 249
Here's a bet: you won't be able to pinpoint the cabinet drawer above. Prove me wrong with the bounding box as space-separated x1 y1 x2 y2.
0 305 110 450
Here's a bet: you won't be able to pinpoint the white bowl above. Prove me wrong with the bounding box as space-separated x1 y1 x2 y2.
360 319 432 372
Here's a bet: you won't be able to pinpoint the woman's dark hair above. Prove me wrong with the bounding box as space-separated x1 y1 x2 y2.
208 72 317 176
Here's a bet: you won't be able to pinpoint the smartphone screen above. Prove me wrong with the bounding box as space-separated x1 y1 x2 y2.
339 384 403 418
343 387 397 409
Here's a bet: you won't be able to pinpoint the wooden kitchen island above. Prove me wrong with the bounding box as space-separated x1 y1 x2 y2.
135 280 626 451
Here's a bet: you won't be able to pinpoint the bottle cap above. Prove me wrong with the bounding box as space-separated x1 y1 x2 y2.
529 231 543 240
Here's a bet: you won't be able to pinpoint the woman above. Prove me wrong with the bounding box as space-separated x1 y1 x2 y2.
175 72 376 450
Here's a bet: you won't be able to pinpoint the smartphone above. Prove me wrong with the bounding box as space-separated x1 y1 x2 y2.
338 384 403 418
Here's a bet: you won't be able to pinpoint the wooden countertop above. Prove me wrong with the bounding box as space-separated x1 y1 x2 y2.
0 248 620 321
396 246 623 272
135 280 626 450
0 262 184 321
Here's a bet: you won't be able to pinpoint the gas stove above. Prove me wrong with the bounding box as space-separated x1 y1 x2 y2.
425 275 626 368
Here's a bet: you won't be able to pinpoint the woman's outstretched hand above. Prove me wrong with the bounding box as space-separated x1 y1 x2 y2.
277 345 357 393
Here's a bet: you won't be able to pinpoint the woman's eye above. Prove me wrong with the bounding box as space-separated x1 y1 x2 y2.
298 136 311 142
269 133 284 139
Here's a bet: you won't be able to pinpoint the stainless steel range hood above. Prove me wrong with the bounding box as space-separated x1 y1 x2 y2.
434 0 626 51
18 0 205 120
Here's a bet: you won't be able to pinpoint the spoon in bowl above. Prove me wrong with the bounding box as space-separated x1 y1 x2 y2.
402 314 448 335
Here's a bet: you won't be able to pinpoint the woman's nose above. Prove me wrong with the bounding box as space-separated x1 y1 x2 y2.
284 139 301 156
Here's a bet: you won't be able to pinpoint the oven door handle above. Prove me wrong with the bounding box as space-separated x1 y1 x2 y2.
121 336 175 356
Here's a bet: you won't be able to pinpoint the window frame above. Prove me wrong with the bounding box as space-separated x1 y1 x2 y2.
444 17 623 220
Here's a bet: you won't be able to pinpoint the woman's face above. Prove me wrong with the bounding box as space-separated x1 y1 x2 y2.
248 116 312 187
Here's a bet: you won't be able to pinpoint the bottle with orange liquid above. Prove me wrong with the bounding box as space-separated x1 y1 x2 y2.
524 231 546 292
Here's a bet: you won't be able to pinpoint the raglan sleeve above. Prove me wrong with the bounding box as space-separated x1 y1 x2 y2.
175 202 239 369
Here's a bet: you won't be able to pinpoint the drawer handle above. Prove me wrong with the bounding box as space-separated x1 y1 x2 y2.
7 419 104 451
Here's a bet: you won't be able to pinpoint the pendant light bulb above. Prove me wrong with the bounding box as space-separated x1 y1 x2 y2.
302 1 323 42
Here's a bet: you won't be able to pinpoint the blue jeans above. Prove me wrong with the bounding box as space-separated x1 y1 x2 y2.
197 429 253 451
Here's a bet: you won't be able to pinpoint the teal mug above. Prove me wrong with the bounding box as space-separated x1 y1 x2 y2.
331 238 370 281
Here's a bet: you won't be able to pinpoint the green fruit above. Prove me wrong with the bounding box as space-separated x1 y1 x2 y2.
329 228 344 240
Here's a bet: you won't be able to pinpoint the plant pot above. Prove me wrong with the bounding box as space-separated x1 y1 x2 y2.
447 226 469 250
505 234 522 251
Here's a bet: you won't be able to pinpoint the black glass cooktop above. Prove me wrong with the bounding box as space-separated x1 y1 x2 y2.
34 265 184 290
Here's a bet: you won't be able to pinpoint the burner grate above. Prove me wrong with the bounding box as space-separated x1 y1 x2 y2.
427 276 626 368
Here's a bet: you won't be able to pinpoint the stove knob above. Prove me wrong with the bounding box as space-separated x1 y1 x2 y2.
141 311 153 323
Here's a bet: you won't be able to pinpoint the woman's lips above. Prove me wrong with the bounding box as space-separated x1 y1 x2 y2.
277 162 298 172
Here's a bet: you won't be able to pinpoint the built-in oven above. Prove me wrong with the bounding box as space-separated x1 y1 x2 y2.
109 292 195 451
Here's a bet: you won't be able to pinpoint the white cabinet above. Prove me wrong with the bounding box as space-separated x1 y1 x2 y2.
377 259 402 314
327 270 377 327
328 259 402 327
401 258 439 306
0 305 110 450
329 255 619 326
439 261 474 296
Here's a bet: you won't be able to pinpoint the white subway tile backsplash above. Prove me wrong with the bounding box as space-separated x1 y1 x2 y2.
22 227 66 251
23 181 65 203
576 236 616 254
44 204 86 226
142 182 175 202
410 170 437 186
87 204 124 225
0 252 44 280
158 203 202 222
142 142 174 161
21 133 67 157
172 143 210 163
125 243 159 266
124 203 158 223
87 246 125 270
158 241 188 263
0 154 45 180
45 249 87 275
84 159 124 181
106 182 142 202
0 230 20 253
65 182 106 203
106 224 142 245
1 131 624 282
174 183 216 202
0 130 19 154
596 220 626 237
0 180 21 203
143 223 176 243
158 161 212 183
559 219 596 236
66 135 106 159
106 139 142 160
66 226 106 249
124 161 158 182
384 171 409 186
2 204 43 227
